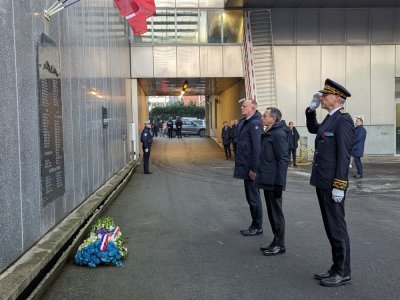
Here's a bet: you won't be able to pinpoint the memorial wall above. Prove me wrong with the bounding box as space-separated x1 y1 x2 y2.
0 0 131 273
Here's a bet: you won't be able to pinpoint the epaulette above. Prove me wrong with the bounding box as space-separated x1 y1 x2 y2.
339 109 348 115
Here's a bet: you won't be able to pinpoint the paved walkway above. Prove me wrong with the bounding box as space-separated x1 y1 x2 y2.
43 138 400 299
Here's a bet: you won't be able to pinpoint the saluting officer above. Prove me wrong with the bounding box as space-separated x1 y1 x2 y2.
141 120 153 174
305 79 354 287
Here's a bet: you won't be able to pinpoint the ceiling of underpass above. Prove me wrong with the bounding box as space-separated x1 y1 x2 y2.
225 0 400 8
138 77 242 96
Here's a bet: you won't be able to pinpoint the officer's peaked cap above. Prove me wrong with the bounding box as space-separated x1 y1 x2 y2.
319 78 351 99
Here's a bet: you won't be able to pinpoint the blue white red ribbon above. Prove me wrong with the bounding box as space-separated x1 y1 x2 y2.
100 234 110 251
112 226 121 239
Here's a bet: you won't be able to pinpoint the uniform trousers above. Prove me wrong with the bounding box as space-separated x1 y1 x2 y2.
223 144 231 159
263 190 285 247
142 146 151 172
289 148 297 166
244 180 263 230
316 187 351 277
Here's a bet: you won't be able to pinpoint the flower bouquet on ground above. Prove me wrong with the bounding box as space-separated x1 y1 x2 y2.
75 216 128 268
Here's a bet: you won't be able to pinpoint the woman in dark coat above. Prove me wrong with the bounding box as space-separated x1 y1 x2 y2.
257 107 289 256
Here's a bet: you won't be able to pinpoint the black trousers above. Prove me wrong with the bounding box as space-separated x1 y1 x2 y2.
244 180 263 230
142 146 151 172
316 188 351 277
263 190 285 247
289 148 297 165
176 127 182 138
168 128 173 139
223 144 231 158
354 156 363 176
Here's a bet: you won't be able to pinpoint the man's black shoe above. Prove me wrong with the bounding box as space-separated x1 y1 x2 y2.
320 273 351 287
353 174 363 179
260 241 276 251
144 171 153 174
263 246 285 256
240 228 263 236
314 269 334 280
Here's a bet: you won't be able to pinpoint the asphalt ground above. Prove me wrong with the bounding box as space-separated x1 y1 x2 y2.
42 137 400 300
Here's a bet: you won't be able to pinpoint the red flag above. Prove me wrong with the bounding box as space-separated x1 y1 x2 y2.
114 0 156 36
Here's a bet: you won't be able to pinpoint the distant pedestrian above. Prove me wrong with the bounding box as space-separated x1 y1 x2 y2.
167 117 174 139
352 117 367 179
234 99 264 236
257 107 289 256
306 78 354 287
152 120 159 137
176 117 183 139
141 120 154 174
288 122 300 167
221 121 232 160
231 119 239 156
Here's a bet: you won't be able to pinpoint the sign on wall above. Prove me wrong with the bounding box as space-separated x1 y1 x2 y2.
36 33 65 205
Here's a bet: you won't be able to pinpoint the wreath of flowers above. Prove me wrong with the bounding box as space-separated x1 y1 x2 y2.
75 216 128 268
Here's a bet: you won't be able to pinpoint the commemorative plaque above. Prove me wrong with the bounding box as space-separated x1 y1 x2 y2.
37 33 65 204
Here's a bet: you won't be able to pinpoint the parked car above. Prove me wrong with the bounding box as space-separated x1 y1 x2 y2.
163 119 206 138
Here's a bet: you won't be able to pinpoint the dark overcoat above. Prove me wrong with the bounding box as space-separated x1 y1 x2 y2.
221 126 232 145
257 121 289 190
306 108 354 191
233 111 263 180
352 125 367 157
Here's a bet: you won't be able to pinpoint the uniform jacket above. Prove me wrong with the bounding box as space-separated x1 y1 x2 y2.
233 111 263 180
257 121 289 190
288 127 300 150
306 108 354 190
221 126 232 145
231 125 238 144
140 127 153 149
167 120 173 129
352 125 367 157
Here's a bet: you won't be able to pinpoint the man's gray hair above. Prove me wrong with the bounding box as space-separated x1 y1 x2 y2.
239 98 258 110
339 97 346 105
266 107 282 122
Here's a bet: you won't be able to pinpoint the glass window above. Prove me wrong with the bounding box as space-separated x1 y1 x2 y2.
223 10 243 43
153 9 176 44
199 10 222 43
176 10 199 43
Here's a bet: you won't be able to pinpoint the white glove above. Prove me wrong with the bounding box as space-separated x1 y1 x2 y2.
332 188 344 203
144 148 149 153
309 92 322 110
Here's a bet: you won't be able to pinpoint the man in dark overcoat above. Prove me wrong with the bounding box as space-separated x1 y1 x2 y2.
221 121 232 160
305 78 354 287
234 99 264 236
352 117 367 178
257 107 289 256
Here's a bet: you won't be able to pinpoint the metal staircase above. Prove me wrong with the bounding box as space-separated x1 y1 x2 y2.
243 9 277 111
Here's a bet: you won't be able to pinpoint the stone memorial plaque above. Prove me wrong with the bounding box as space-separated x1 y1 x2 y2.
36 33 65 205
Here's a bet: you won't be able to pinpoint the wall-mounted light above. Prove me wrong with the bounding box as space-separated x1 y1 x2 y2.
215 98 221 104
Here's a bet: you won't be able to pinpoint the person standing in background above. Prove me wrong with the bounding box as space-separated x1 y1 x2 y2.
288 122 300 167
176 117 183 139
167 117 174 139
221 121 232 160
234 99 264 236
141 120 154 174
352 117 367 179
231 119 239 157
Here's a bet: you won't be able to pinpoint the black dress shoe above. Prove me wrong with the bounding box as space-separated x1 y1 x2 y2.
144 171 153 174
353 174 363 179
240 228 263 236
260 241 276 251
320 273 351 287
263 245 285 256
313 269 334 280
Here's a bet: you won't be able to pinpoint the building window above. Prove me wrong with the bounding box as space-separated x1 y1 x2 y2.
223 10 243 43
176 10 199 43
199 10 222 43
153 9 176 44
